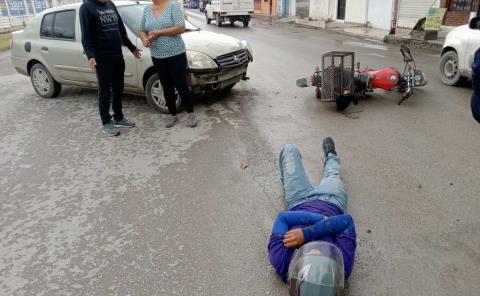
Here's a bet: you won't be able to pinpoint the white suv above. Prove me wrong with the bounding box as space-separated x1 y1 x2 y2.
439 17 480 86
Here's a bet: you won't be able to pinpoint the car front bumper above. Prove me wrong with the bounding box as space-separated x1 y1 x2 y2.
188 63 249 94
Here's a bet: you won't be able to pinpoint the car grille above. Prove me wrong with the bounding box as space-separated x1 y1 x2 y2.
215 50 249 69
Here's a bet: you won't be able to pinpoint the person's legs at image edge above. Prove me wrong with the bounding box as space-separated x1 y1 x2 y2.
279 144 315 209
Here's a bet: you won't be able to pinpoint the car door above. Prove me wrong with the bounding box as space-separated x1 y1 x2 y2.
465 28 480 73
39 9 92 83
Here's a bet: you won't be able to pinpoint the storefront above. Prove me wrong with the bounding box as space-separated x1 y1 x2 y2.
397 0 437 28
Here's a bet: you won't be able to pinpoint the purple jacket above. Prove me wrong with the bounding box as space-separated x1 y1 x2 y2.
268 200 357 282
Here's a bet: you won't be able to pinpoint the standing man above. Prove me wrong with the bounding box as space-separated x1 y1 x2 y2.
80 0 142 136
268 138 356 295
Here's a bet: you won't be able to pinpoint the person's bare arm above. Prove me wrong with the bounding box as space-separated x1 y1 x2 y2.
139 30 151 48
148 26 185 42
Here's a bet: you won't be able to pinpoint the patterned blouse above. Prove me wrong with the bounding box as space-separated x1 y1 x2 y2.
140 3 186 59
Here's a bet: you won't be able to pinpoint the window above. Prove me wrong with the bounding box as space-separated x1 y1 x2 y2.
53 10 75 40
40 13 54 38
117 4 197 36
448 0 477 12
40 10 76 40
117 4 145 36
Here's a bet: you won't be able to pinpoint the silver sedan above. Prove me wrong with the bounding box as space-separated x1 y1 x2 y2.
10 1 253 113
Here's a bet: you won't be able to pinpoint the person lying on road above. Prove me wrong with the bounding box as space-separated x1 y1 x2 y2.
268 138 356 296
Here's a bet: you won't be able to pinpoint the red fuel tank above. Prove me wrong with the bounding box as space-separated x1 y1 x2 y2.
366 67 400 90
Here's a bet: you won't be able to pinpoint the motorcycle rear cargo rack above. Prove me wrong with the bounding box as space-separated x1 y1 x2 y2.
321 51 355 102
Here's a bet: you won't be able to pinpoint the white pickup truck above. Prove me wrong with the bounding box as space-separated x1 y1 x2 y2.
205 0 254 27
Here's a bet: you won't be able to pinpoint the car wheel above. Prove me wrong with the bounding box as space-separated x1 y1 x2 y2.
145 73 183 114
30 63 62 98
439 51 463 86
243 20 249 27
206 12 211 24
216 14 223 27
230 21 235 26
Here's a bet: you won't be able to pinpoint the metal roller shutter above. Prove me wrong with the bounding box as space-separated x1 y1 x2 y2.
397 0 434 28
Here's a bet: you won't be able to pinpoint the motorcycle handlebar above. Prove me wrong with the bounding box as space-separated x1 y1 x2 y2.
400 45 414 62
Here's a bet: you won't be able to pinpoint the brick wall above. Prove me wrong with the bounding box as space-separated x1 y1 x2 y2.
440 0 478 26
443 10 470 25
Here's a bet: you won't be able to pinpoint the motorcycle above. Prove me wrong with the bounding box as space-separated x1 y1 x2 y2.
296 45 427 110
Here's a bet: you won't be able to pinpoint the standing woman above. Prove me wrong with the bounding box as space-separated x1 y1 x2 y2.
140 0 197 128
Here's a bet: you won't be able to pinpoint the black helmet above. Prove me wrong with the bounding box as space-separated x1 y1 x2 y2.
288 241 345 296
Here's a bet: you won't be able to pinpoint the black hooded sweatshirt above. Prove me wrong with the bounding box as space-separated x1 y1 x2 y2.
79 0 136 60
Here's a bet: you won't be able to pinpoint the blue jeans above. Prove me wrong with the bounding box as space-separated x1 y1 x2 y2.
279 144 348 212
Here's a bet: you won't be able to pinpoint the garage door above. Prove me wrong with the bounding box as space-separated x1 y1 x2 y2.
397 0 433 28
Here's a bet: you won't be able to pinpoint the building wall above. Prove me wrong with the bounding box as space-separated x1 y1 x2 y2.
260 0 278 15
367 0 393 30
441 0 478 27
345 0 367 24
296 0 309 17
309 0 335 20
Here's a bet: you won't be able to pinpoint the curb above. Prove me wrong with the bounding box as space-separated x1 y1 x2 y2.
283 18 444 53
383 35 443 53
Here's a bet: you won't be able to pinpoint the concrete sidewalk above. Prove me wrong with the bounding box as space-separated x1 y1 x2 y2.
283 18 445 50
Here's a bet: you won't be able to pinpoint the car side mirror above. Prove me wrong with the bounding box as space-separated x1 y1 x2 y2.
469 17 480 30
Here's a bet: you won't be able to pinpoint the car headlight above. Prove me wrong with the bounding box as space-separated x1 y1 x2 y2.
241 40 253 61
186 51 218 70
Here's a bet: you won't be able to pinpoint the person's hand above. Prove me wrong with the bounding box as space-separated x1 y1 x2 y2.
148 30 160 43
283 229 305 249
142 37 151 48
132 48 142 59
88 58 97 74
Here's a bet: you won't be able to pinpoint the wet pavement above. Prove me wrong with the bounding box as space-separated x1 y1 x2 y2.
1 9 480 296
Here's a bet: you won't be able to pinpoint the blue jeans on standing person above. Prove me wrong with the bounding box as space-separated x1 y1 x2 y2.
279 144 348 212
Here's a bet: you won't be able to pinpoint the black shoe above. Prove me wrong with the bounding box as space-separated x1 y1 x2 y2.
323 137 337 157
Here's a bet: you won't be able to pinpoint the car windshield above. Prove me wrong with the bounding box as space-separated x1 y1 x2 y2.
117 4 198 36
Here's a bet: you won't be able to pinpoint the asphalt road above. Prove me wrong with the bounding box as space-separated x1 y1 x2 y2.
1 9 479 296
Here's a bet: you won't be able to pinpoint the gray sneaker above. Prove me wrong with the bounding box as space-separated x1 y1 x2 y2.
114 118 135 128
103 122 120 136
187 113 198 128
165 115 179 128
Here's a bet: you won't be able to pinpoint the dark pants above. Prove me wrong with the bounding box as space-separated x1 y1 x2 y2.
152 53 194 116
472 94 480 124
96 56 125 125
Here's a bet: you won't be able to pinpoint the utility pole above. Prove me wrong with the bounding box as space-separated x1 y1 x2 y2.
390 0 399 35
269 0 273 25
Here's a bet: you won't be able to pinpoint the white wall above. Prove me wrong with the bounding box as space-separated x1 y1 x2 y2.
309 0 335 21
367 0 393 30
345 0 367 24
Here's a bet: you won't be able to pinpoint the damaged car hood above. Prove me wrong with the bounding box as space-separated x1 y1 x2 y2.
183 31 244 58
